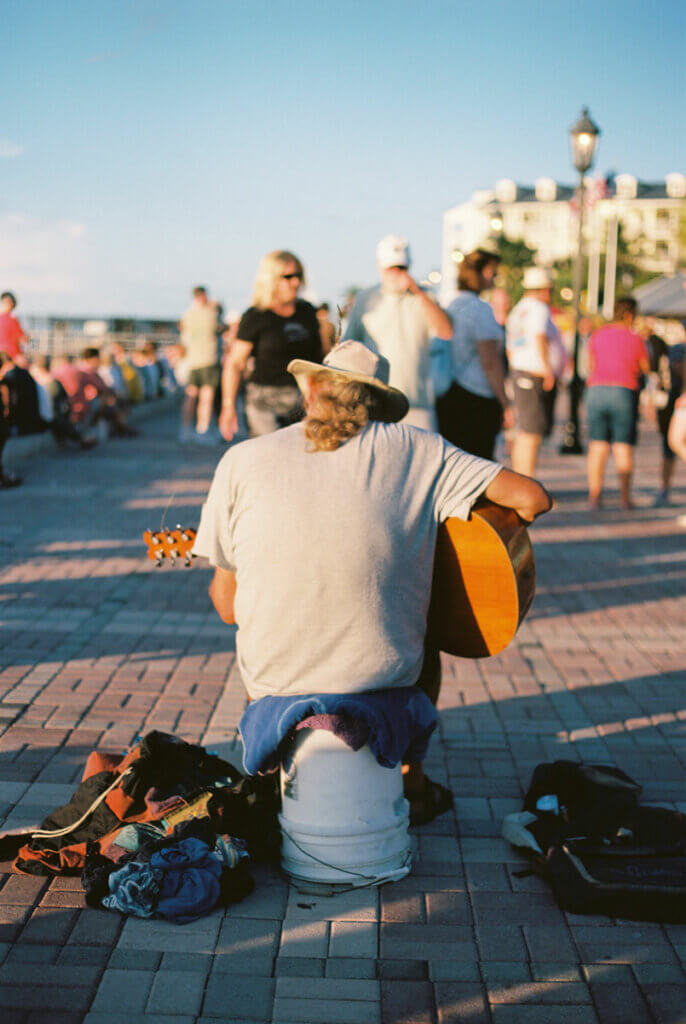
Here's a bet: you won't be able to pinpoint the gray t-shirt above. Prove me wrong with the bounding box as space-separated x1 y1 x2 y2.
193 421 501 699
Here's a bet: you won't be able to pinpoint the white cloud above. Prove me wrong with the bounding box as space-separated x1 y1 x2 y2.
0 212 90 310
0 140 24 159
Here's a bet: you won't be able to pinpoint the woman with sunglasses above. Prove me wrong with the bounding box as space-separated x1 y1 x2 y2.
219 250 322 440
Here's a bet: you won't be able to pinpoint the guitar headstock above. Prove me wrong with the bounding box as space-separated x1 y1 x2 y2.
143 525 197 567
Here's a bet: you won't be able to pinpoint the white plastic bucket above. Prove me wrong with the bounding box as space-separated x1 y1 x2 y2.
279 726 412 893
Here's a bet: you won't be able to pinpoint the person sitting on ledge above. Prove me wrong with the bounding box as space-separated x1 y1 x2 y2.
193 340 552 824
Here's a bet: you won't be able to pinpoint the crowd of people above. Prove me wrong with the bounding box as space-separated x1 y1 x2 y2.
201 238 685 510
0 290 184 488
2 237 685 504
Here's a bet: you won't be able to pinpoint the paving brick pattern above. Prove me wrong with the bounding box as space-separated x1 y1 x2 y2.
0 412 685 1022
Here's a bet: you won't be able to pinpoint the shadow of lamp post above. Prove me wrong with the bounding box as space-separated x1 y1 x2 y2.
560 107 601 455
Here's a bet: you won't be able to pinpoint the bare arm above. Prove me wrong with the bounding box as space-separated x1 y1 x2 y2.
219 339 253 440
398 273 452 339
535 332 554 390
484 467 553 523
477 339 510 410
209 567 237 624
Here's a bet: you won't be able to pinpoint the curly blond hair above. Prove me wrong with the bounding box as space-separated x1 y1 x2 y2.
304 371 383 452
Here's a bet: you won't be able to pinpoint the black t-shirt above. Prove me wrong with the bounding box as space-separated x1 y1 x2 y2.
4 366 41 435
237 300 322 387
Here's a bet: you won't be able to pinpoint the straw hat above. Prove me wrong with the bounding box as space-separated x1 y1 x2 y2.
288 340 409 423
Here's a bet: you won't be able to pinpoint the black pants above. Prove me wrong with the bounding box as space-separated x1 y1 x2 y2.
436 381 503 459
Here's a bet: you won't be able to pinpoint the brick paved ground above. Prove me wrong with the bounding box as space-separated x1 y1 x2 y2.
0 410 684 1024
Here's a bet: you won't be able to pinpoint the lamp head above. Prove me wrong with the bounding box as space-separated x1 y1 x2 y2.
570 107 601 174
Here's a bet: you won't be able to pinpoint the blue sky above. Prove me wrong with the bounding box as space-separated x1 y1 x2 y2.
2 0 685 317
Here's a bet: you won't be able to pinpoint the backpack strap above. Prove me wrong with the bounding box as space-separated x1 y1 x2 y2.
30 767 134 840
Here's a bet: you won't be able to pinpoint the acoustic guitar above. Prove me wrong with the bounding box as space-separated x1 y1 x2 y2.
143 501 535 659
426 499 535 659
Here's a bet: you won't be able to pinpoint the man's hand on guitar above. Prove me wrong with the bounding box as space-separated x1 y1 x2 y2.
484 468 552 523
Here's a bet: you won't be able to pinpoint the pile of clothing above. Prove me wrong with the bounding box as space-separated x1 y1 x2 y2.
82 818 253 923
1 731 281 924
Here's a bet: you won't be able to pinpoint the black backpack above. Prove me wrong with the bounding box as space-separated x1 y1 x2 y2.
504 760 686 922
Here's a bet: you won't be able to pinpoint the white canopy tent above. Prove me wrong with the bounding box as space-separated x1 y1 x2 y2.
634 274 686 319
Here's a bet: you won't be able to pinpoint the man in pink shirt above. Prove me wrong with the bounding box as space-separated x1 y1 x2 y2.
0 292 28 364
585 297 650 509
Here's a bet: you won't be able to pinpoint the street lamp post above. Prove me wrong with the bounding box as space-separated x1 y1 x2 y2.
560 107 601 455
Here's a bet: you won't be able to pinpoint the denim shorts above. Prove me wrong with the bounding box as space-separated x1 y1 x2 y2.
586 385 638 445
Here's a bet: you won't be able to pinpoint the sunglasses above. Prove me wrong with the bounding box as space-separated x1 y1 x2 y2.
281 272 302 281
387 265 408 272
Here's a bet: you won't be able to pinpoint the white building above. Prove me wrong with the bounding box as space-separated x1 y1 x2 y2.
440 173 686 305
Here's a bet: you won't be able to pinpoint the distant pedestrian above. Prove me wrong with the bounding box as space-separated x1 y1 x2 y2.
506 267 563 477
0 350 41 436
436 248 512 459
110 342 144 404
0 292 28 365
0 354 21 488
219 251 322 441
179 286 221 442
30 354 94 448
316 303 337 356
645 332 686 506
343 236 453 430
585 297 650 510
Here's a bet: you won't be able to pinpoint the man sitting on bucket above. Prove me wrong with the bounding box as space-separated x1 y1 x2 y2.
193 340 551 825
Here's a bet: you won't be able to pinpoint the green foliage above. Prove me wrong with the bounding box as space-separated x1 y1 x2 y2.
492 234 536 304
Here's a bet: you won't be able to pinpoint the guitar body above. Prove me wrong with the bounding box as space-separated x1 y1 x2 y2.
427 500 535 659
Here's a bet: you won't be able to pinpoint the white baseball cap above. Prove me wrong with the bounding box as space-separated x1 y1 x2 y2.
376 235 411 270
523 267 554 291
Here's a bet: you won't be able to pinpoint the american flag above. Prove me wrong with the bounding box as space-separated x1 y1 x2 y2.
570 174 614 214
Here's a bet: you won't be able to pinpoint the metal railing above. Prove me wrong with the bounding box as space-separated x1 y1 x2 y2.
24 329 179 358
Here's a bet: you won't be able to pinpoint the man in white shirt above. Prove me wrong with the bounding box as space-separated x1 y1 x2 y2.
194 340 552 825
506 267 564 476
342 236 453 430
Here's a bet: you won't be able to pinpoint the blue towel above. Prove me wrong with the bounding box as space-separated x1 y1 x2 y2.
239 687 437 775
151 837 223 925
